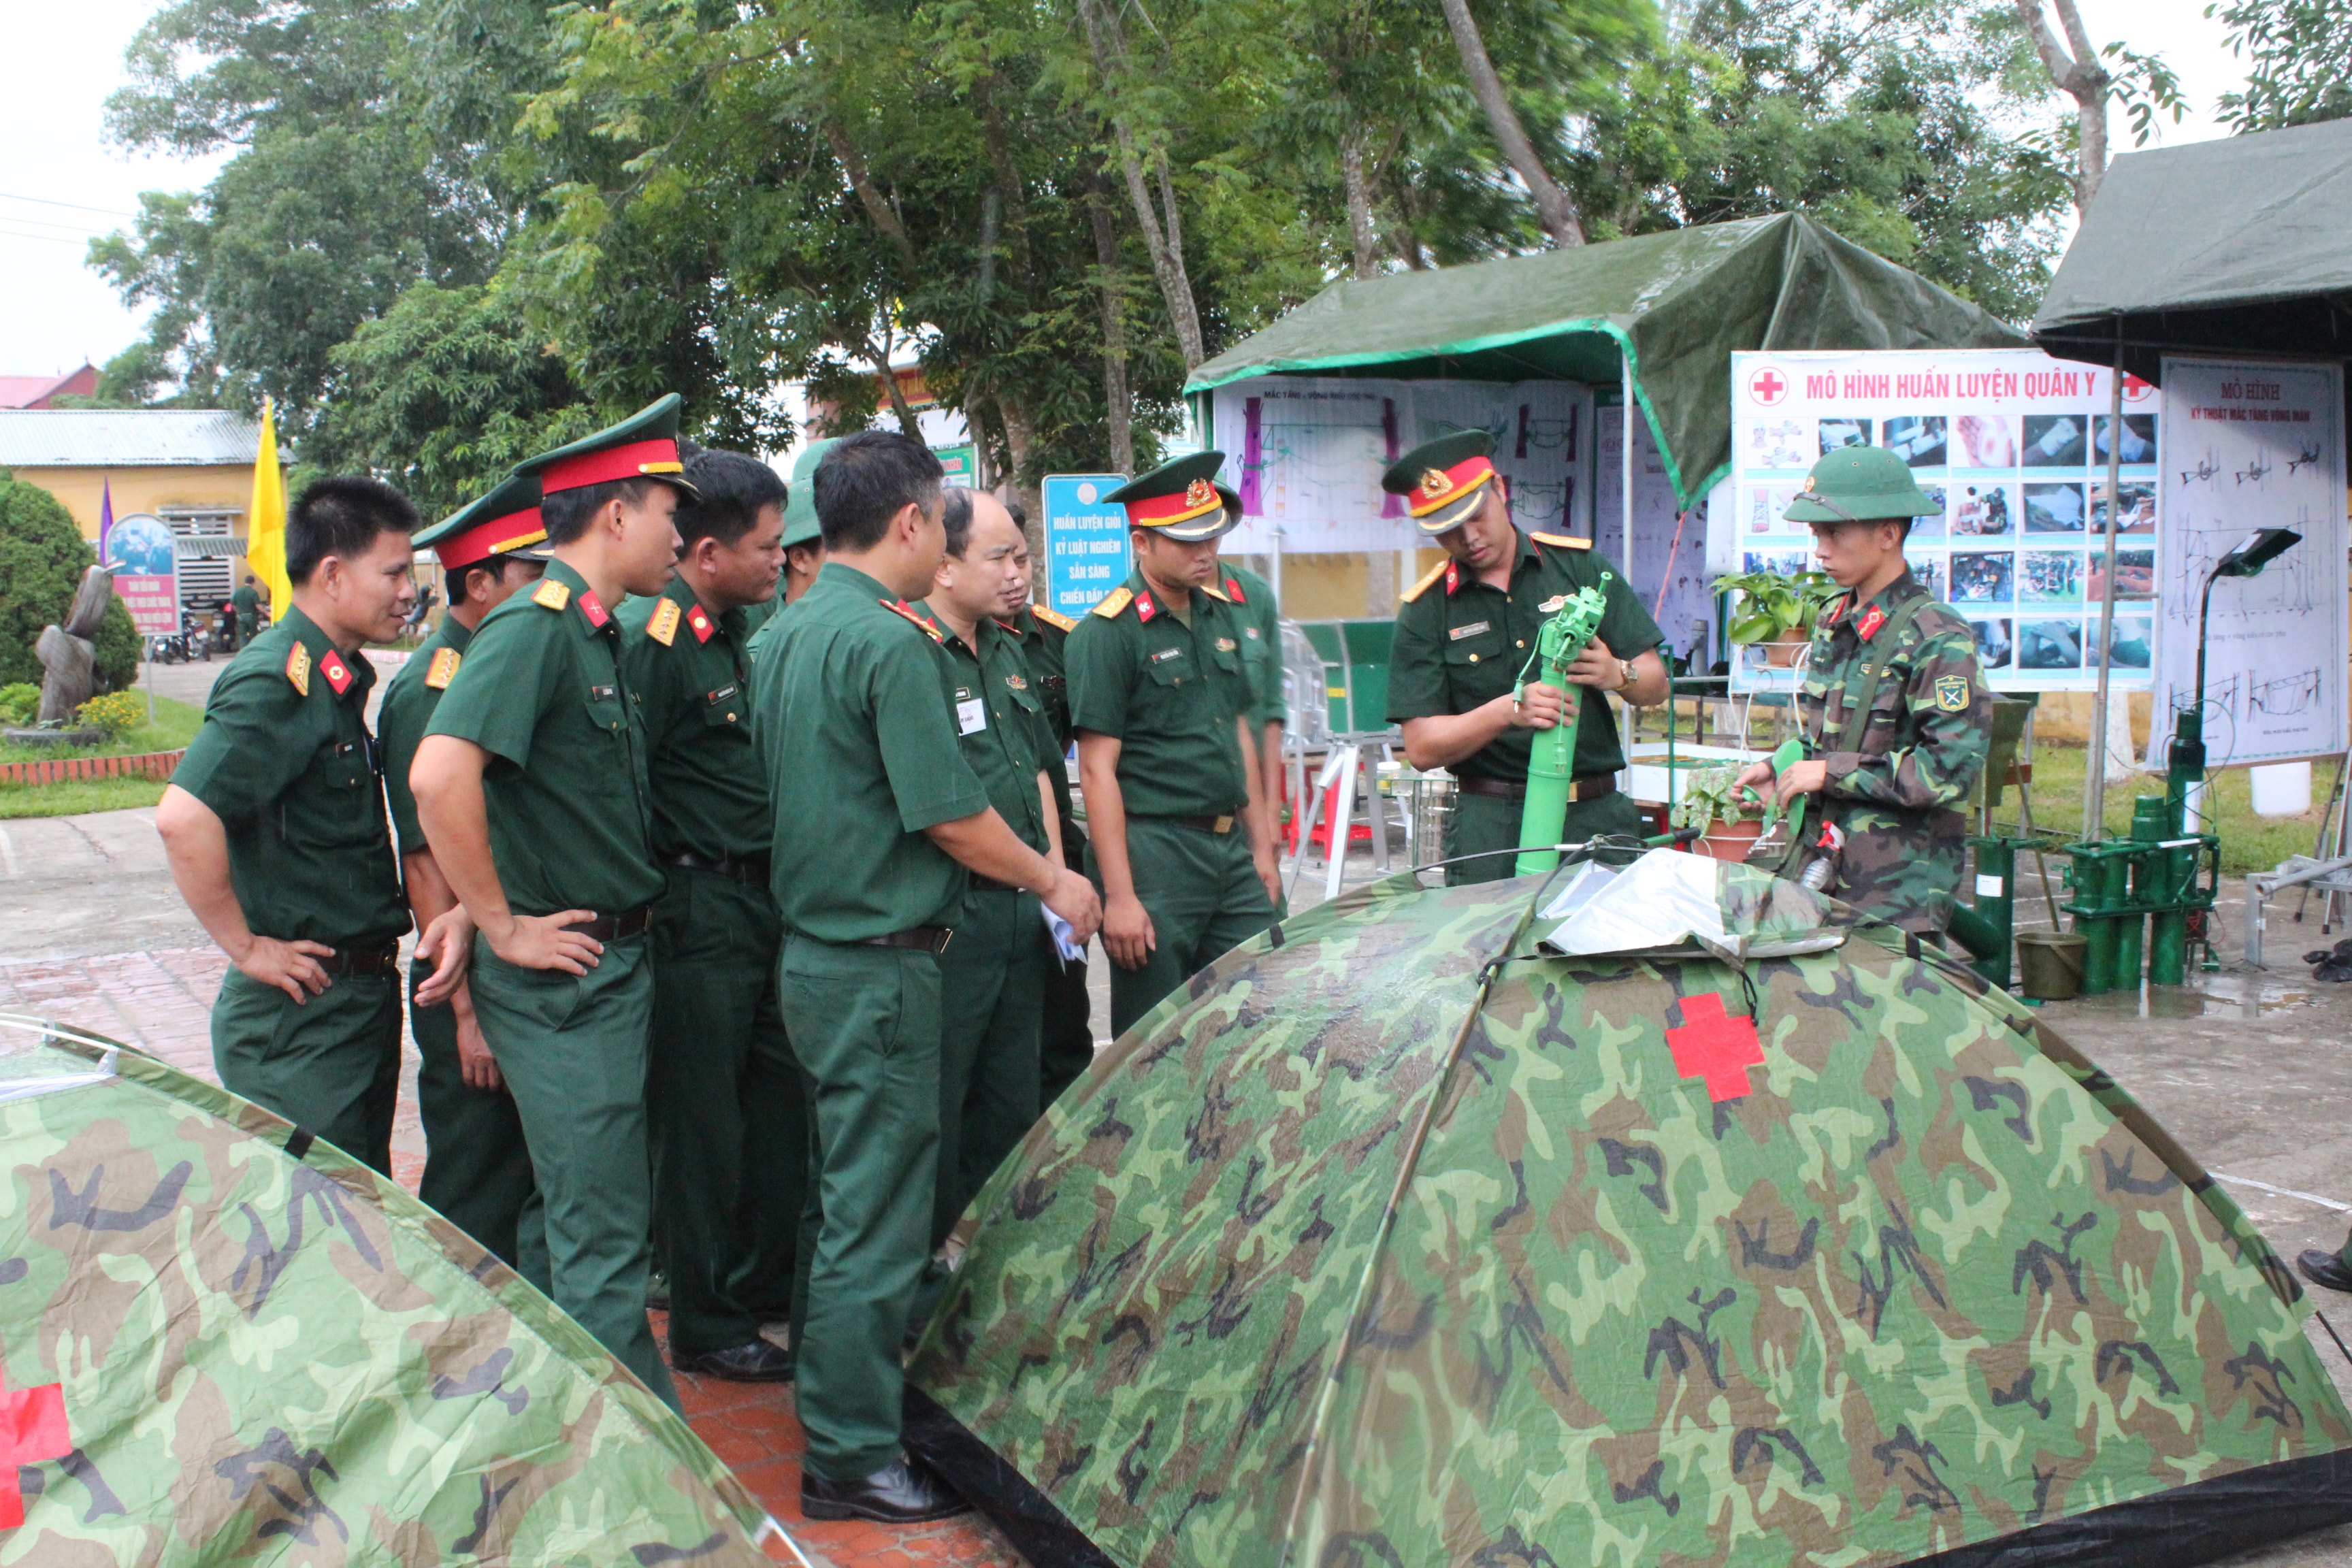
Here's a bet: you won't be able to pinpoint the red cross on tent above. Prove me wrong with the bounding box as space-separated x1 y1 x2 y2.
1666 992 1765 1102
0 1368 69 1526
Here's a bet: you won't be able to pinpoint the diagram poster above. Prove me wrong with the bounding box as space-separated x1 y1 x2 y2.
1209 376 1595 555
1729 348 2158 693
2149 358 2347 770
1597 405 1713 670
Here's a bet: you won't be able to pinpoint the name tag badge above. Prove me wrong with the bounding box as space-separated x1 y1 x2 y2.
957 697 987 735
589 685 618 702
1449 621 1493 641
1150 648 1185 664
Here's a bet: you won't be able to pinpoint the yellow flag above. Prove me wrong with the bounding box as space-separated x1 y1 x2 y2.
246 396 291 613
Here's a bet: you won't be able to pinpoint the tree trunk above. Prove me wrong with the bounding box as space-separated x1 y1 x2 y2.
1436 0 1584 246
1341 127 1379 280
1074 0 1207 370
996 393 1046 566
823 119 920 274
858 321 923 439
2014 0 2112 212
1086 178 1136 476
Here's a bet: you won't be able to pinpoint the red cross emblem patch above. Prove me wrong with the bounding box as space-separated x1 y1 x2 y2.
1666 993 1765 1102
0 1368 69 1526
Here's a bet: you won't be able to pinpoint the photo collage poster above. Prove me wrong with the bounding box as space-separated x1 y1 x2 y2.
1208 376 1595 557
2147 357 2347 770
1729 348 2160 693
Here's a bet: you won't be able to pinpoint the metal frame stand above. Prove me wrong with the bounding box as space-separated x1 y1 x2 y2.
1285 734 1402 904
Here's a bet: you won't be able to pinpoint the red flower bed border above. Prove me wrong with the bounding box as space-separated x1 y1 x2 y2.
0 749 184 787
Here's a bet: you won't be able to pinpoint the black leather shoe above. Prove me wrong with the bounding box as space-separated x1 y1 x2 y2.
800 1457 970 1524
671 1339 794 1382
2298 1250 2352 1292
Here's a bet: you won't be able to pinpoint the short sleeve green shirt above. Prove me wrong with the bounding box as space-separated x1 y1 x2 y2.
1006 604 1077 828
1386 532 1663 782
1064 569 1255 819
912 602 1053 856
423 558 665 917
378 612 473 855
172 606 407 945
1218 561 1286 726
753 562 991 941
618 575 766 864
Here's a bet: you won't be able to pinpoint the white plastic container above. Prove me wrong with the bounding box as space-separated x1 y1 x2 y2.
2250 760 2313 818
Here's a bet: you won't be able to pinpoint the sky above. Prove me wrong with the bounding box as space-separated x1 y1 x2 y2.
0 0 2257 383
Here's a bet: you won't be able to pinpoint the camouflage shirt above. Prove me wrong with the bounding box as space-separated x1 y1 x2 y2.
1799 570 1991 933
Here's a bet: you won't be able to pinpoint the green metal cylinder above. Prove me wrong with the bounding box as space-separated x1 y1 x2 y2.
1513 715 1578 878
1955 838 2015 989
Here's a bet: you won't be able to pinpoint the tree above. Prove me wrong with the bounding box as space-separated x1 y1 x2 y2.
1439 0 1586 245
0 476 140 693
2210 0 2352 131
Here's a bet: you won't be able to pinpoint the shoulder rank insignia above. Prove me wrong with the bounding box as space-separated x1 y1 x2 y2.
686 604 715 643
425 647 462 689
1934 674 1971 712
1134 590 1158 623
577 588 610 629
1531 531 1592 550
647 597 682 646
1199 581 1230 604
1222 574 1246 604
1402 558 1450 603
1856 603 1888 640
318 648 355 697
1092 586 1134 619
881 598 945 642
284 643 311 697
532 578 572 612
1033 604 1079 633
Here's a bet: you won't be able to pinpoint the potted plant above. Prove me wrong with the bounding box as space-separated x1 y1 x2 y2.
1671 763 1767 861
1712 570 1840 666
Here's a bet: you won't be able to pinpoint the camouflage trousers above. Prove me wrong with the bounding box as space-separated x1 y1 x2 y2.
1820 804 1965 934
211 965 401 1175
411 967 547 1290
1444 787 1645 886
1090 816 1275 1039
933 886 1044 1249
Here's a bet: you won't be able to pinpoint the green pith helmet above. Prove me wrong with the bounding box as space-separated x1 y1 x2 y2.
1784 444 1940 525
1104 451 1241 542
781 438 839 550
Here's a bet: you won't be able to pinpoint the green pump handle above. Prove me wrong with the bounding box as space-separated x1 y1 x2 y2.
1511 578 1613 877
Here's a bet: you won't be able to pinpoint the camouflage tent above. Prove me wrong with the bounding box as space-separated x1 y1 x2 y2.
909 855 2352 1567
0 1014 798 1565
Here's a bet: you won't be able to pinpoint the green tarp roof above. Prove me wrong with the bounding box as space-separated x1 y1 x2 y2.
1187 213 2025 508
2034 117 2352 384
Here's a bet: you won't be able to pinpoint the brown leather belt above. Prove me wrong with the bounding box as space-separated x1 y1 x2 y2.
563 906 653 942
861 925 953 954
314 939 401 978
1458 774 1618 803
661 851 771 885
1143 812 1243 835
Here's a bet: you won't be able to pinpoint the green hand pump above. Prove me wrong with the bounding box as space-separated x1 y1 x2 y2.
1512 574 1614 877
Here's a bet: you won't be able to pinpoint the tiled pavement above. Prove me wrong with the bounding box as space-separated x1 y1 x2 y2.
0 947 1024 1568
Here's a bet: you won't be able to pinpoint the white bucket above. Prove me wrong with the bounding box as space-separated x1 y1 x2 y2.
2251 760 2313 818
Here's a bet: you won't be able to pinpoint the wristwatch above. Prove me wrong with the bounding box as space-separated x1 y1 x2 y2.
1616 657 1636 693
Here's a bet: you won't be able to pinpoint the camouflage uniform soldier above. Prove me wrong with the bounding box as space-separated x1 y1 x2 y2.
1736 444 1991 934
1385 431 1669 884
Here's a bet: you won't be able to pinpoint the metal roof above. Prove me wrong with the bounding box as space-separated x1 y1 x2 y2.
0 410 264 469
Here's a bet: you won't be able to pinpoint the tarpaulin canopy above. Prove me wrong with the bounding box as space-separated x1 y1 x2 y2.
1186 214 2025 508
2034 117 2352 385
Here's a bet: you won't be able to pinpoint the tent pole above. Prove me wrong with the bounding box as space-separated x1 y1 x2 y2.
2085 318 2127 842
1619 348 1635 551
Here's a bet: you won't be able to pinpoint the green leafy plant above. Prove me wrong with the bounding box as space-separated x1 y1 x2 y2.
1711 570 1840 645
77 691 148 738
0 683 37 727
1670 763 1761 836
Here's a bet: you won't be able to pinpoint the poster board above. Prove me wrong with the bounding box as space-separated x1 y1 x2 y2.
2148 357 2347 770
105 512 180 636
1729 348 2158 693
1209 376 1596 555
1598 405 1713 670
1041 473 1130 618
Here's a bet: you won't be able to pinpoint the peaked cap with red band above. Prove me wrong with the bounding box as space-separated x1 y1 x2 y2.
513 392 702 502
1382 428 1499 534
1103 451 1241 543
413 472 553 570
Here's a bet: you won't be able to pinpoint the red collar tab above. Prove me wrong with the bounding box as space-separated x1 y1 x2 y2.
319 648 355 696
1443 561 1461 596
1135 590 1158 623
578 588 611 630
687 603 715 642
435 507 547 569
1409 455 1499 519
1222 574 1245 604
1127 478 1222 528
540 436 685 496
1855 603 1887 641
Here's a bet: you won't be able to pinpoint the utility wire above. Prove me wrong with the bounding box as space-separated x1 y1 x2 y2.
0 191 138 219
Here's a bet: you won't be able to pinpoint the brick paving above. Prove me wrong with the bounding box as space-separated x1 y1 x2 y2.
0 947 1024 1568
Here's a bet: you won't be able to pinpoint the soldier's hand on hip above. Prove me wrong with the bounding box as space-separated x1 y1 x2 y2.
455 1007 504 1092
1044 866 1103 946
1503 682 1569 731
487 910 605 975
412 905 475 1006
1103 890 1156 972
1561 638 1622 689
238 936 333 1004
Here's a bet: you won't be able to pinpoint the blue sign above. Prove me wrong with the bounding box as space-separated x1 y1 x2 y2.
1042 473 1130 618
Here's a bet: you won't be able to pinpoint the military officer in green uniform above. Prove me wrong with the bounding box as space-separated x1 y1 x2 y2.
617 446 801 1383
409 395 693 1407
753 430 1098 1523
911 487 1060 1245
230 574 262 649
380 474 551 1279
1068 453 1280 1039
994 500 1094 1107
1385 430 1669 883
1734 445 1991 934
1213 553 1288 891
741 437 832 642
159 478 470 1174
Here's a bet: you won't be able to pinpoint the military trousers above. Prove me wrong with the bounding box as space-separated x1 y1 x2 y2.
780 934 941 1482
648 869 804 1355
1037 943 1095 1111
412 968 548 1290
1443 787 1645 886
932 886 1045 1247
1090 816 1275 1039
212 966 402 1175
468 932 677 1410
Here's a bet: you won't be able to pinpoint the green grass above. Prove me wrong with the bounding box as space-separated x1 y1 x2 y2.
0 777 167 818
0 695 203 767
